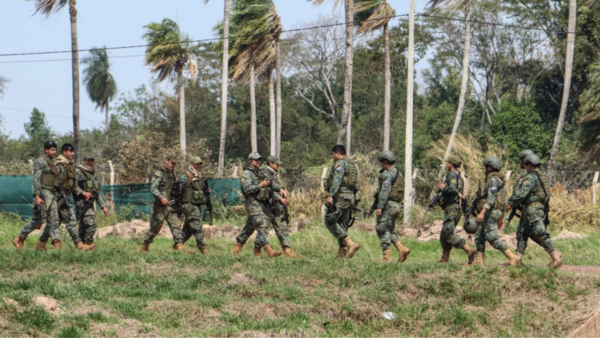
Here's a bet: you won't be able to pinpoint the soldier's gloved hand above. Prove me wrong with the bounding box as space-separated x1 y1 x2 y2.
280 197 290 206
102 206 109 217
437 183 446 190
160 197 169 206
506 204 512 211
376 208 382 217
34 195 44 207
259 179 271 188
81 191 93 201
326 196 333 206
280 189 288 199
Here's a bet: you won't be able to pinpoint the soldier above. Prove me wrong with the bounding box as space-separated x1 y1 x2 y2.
13 141 59 250
75 153 110 248
140 152 187 253
232 152 282 257
324 145 361 259
261 156 299 258
178 156 210 254
374 151 410 263
473 157 521 266
507 154 562 268
437 155 476 264
512 149 535 259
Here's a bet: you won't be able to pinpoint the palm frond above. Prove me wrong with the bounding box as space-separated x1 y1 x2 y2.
354 0 394 34
311 0 343 9
81 47 117 112
580 63 600 124
427 0 471 10
32 0 69 16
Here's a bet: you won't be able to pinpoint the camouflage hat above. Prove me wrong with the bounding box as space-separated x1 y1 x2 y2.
164 151 183 163
448 155 462 166
248 152 263 161
83 153 97 160
190 156 204 165
522 154 542 167
377 150 397 164
518 149 535 161
266 156 283 166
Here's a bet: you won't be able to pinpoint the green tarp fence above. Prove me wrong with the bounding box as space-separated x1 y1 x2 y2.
0 175 242 219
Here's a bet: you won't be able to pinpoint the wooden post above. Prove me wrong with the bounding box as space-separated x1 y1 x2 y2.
231 165 239 178
505 170 512 194
412 169 418 205
321 167 328 191
404 0 416 225
108 160 115 186
593 171 599 205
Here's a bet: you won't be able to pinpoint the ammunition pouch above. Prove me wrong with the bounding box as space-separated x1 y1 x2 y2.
257 188 271 201
41 174 57 187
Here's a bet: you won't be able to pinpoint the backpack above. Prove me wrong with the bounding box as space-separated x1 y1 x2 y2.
456 170 469 212
345 158 359 192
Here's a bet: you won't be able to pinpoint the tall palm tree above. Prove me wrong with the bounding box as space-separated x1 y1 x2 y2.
428 0 472 180
354 0 395 151
81 47 117 141
312 0 355 152
142 18 197 156
31 0 82 161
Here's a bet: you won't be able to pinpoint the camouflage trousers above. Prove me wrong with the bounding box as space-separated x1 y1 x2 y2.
270 205 292 249
75 199 97 244
440 204 466 251
375 200 402 251
324 193 354 248
516 205 556 255
475 209 508 253
236 212 270 249
19 189 58 241
181 203 206 249
143 203 184 244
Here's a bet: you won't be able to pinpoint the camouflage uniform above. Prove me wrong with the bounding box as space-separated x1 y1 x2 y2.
324 156 356 248
75 164 106 244
375 167 403 250
178 166 207 250
261 165 292 249
508 170 556 254
474 172 508 253
235 165 271 249
439 171 466 251
513 170 529 255
143 164 184 245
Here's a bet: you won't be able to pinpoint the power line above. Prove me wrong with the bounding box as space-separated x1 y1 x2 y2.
0 105 103 124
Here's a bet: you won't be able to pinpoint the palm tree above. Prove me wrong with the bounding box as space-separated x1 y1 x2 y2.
428 0 472 180
354 0 395 151
31 0 82 161
312 0 355 152
81 47 117 141
142 18 197 156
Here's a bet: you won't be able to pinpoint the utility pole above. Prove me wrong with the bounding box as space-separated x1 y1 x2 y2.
404 0 416 224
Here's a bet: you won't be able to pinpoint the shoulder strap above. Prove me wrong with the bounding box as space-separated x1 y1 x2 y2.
41 155 59 176
531 171 548 198
391 167 401 185
181 171 193 192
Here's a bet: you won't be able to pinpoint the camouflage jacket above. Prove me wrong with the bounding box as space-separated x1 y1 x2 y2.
75 165 106 208
328 157 350 197
261 166 284 201
55 155 83 196
32 154 57 196
241 165 263 199
376 166 400 209
479 173 503 212
150 164 177 201
508 170 546 208
440 170 460 206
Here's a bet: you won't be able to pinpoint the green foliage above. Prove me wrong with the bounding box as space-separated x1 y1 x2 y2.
23 108 53 159
14 306 55 332
143 18 194 83
81 47 117 113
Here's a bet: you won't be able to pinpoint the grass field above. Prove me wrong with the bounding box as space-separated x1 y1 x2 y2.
1 212 600 337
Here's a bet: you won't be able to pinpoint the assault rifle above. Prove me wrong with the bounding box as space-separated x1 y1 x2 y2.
201 179 213 225
57 187 72 208
425 191 442 216
466 181 505 217
506 205 522 224
76 191 99 221
168 183 184 218
348 197 361 228
368 190 379 217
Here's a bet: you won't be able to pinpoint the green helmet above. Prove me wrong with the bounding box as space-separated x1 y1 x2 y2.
377 151 397 164
164 151 183 164
522 154 542 167
464 217 479 234
448 155 462 167
518 149 535 161
483 156 502 170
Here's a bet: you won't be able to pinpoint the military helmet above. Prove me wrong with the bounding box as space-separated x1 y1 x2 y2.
518 149 535 161
266 156 282 166
483 156 502 170
190 156 204 165
248 152 262 161
464 217 479 234
44 141 57 150
164 151 183 164
522 154 542 167
377 150 397 164
62 143 75 152
83 153 96 160
448 155 462 167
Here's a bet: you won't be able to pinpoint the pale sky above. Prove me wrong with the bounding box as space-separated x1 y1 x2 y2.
0 0 427 138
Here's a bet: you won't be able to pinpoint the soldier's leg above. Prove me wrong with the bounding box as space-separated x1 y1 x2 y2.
143 204 168 244
516 215 529 256
273 212 292 249
165 211 185 245
184 204 206 250
325 197 351 247
78 206 97 244
527 209 556 253
483 210 508 252
58 200 84 245
39 191 60 243
235 217 256 245
18 219 43 240
252 213 270 249
181 219 193 243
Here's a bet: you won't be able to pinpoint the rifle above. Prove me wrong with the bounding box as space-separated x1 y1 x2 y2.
466 181 505 217
168 183 184 218
76 191 99 221
506 205 522 224
348 197 361 228
57 187 72 208
425 191 442 215
201 179 213 225
531 171 551 227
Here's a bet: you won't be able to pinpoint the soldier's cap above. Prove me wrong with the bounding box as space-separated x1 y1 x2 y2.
190 156 204 165
165 152 183 163
266 156 283 166
448 155 462 166
248 152 263 161
83 153 97 160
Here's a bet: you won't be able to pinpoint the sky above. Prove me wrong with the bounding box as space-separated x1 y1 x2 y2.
0 0 428 139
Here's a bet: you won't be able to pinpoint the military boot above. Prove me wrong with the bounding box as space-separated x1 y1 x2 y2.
438 251 450 263
549 251 564 269
283 247 299 258
35 241 47 252
232 243 244 255
343 237 361 259
76 242 93 251
52 239 63 250
545 249 562 267
12 236 25 250
174 242 194 253
474 252 484 266
337 247 347 258
461 245 476 265
84 242 95 250
381 250 392 262
394 242 410 263
140 242 150 253
502 249 522 267
254 247 262 257
263 244 282 257
200 246 209 255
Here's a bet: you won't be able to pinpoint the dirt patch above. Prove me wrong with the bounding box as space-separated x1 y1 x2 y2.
554 230 588 241
34 296 63 316
89 318 153 337
70 305 113 317
228 273 260 287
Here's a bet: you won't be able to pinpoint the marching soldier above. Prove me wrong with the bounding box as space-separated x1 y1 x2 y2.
75 153 109 248
178 156 210 254
373 151 410 263
140 152 187 253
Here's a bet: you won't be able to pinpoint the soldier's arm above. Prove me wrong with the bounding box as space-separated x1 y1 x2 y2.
328 161 347 197
376 170 394 209
72 177 84 196
241 172 261 195
508 176 535 207
483 178 499 210
271 179 283 192
32 159 44 197
149 172 164 199
441 172 459 195
177 173 189 192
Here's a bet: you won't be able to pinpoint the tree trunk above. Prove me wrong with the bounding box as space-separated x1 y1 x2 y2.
336 0 354 148
276 41 283 158
437 6 471 180
548 0 577 182
269 69 276 156
218 0 230 177
250 65 258 153
179 77 186 156
404 0 416 224
69 0 81 162
105 101 109 144
383 22 391 151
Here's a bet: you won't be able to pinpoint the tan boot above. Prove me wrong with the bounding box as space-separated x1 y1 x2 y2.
254 247 262 257
381 250 392 262
337 247 347 258
438 251 450 263
343 237 361 259
200 246 209 255
549 251 564 269
12 236 25 250
263 244 282 257
52 239 63 250
76 242 93 251
35 241 47 252
174 243 194 253
461 245 476 265
394 242 410 263
474 252 484 266
283 247 299 258
84 242 95 250
545 249 562 267
502 249 522 267
140 242 150 253
232 243 243 255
